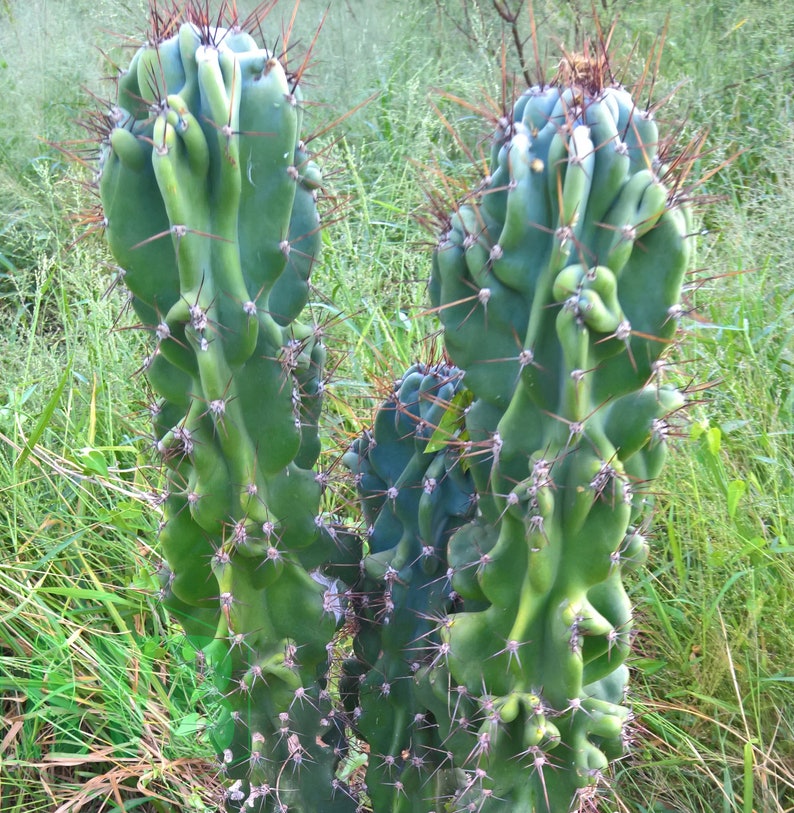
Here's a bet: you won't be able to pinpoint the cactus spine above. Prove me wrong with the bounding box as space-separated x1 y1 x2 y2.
96 6 358 811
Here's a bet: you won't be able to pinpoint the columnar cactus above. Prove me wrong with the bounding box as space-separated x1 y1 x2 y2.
426 52 692 811
341 362 477 811
95 6 358 811
89 4 697 810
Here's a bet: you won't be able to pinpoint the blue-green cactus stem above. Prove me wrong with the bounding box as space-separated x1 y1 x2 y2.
343 362 476 812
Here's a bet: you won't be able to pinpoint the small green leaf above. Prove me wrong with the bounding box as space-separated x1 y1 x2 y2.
16 360 71 467
141 639 167 660
726 478 746 518
37 586 132 604
425 387 472 453
769 537 794 553
631 657 668 676
337 747 368 781
181 643 199 662
706 425 722 456
77 448 109 477
173 712 207 737
690 418 708 441
708 547 727 567
743 739 756 813
738 536 765 558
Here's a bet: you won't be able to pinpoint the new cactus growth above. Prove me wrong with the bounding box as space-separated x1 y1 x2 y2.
95 5 358 810
427 51 692 811
342 362 477 811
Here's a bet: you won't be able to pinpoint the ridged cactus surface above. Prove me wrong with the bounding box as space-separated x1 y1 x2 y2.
342 362 477 811
426 53 691 812
96 6 357 811
90 3 697 809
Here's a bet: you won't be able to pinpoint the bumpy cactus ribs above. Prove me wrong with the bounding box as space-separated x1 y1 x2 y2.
427 48 692 811
342 362 477 812
90 2 698 808
95 5 358 811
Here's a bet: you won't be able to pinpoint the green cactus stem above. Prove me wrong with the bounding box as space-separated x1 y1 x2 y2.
90 5 701 810
427 49 694 812
95 5 357 810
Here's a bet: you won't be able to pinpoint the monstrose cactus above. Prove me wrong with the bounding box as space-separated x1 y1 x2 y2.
341 362 477 812
425 52 692 811
90 4 697 811
95 6 359 811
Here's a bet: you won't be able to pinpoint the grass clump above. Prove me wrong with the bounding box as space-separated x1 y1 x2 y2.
0 168 222 812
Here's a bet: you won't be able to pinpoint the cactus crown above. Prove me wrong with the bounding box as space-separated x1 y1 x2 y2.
552 46 611 94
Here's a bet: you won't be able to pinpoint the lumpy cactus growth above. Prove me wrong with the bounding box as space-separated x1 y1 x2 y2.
426 53 691 810
341 361 477 812
95 5 358 811
88 3 698 811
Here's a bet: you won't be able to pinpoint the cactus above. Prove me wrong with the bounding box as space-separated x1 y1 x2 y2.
425 51 692 811
341 362 477 811
95 5 358 811
88 3 698 810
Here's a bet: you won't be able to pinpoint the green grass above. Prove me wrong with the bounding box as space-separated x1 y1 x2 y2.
2 0 794 811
